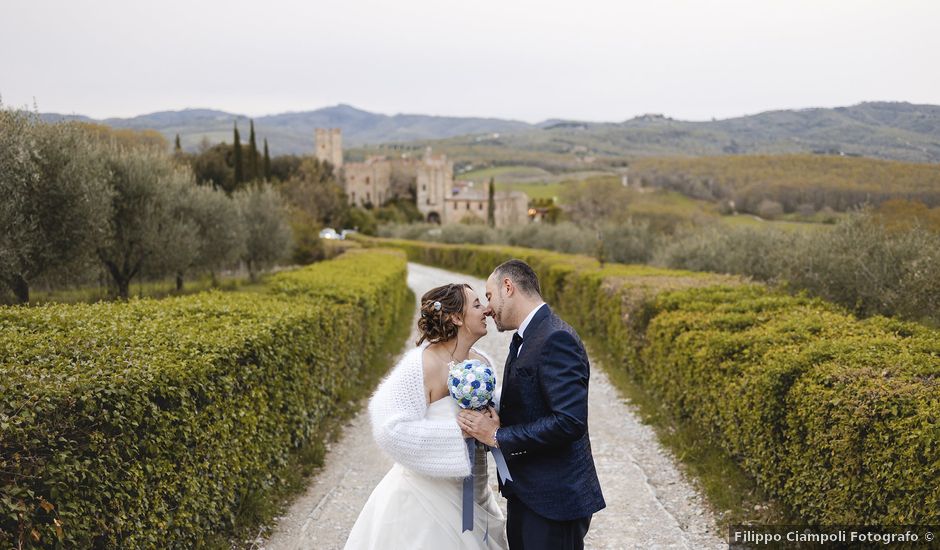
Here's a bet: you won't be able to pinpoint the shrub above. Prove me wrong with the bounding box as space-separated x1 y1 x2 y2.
0 249 409 548
358 236 940 525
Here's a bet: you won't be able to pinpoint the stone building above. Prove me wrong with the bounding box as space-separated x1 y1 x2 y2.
316 128 392 208
443 181 529 227
314 128 343 169
315 128 529 226
415 148 454 224
416 148 528 227
343 157 392 208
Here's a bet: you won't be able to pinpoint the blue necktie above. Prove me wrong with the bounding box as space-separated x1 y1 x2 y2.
508 333 523 365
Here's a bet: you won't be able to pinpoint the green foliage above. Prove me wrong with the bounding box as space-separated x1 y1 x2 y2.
631 154 940 214
233 123 244 186
187 141 236 191
72 122 168 151
277 157 347 229
379 220 658 264
655 211 940 324
0 249 409 548
358 236 940 526
640 287 940 525
247 120 259 182
343 208 378 236
234 184 293 280
559 176 719 231
95 147 198 299
287 210 325 266
263 139 271 182
873 199 940 234
0 109 113 303
487 178 496 227
374 198 424 225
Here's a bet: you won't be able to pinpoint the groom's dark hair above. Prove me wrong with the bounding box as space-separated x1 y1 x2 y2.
493 259 542 297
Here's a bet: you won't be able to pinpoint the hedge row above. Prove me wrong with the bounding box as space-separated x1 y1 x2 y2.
0 249 410 548
363 237 940 525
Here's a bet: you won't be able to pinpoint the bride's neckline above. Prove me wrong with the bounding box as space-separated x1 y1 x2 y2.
428 396 454 408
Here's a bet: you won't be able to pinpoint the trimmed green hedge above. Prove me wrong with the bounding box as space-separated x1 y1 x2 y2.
1 249 409 548
362 236 940 525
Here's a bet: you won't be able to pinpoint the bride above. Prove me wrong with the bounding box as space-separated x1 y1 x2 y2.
344 283 509 550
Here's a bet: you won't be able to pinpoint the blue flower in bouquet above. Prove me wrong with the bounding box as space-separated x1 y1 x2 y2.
448 359 496 411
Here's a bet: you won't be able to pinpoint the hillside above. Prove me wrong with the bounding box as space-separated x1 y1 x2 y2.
363 102 940 165
41 102 940 162
40 105 532 155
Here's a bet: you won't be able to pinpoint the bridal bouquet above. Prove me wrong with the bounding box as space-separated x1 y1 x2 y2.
448 358 512 537
448 359 496 410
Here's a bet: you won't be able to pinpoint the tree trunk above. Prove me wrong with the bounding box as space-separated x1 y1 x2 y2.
248 259 257 282
5 274 30 304
101 257 132 300
116 277 130 300
176 272 184 292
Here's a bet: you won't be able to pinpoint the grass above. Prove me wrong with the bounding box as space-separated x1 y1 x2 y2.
458 165 552 181
19 272 258 305
719 214 835 232
206 288 417 549
497 181 566 201
584 334 799 531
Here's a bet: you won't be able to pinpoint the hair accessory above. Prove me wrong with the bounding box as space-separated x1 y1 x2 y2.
433 301 442 311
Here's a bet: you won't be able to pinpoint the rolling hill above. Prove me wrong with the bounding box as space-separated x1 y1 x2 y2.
40 102 940 162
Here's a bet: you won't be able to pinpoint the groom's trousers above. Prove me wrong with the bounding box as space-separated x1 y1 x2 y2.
506 496 592 550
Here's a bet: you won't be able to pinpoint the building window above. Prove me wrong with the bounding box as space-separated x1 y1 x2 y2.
479 203 483 210
422 184 426 191
366 177 371 185
466 202 470 210
453 202 458 210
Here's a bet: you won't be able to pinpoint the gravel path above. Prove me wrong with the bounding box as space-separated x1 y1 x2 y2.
262 263 724 549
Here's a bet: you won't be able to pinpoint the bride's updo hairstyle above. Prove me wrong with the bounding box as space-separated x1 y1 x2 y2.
416 283 473 346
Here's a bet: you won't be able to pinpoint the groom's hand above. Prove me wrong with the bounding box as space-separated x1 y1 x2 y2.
457 407 501 447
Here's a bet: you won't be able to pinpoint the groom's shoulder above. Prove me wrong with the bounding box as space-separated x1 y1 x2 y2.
543 312 584 348
546 308 578 334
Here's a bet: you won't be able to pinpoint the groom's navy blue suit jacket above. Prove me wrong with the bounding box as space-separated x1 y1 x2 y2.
495 304 606 522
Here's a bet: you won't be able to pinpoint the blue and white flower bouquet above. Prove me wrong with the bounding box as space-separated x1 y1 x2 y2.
448 358 511 536
448 359 496 410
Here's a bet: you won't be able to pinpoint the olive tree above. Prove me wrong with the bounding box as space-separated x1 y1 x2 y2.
164 183 246 289
96 147 196 299
235 183 292 280
0 108 112 303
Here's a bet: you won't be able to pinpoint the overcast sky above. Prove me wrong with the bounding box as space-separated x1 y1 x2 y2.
1 0 937 123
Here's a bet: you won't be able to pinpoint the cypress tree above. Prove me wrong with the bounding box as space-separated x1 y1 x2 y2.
233 122 244 186
263 138 271 182
248 119 259 181
174 134 182 152
487 177 496 227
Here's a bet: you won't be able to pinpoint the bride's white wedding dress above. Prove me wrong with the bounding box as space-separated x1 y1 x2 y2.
344 347 508 550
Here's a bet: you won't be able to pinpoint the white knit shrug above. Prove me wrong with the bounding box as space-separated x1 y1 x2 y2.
368 344 496 479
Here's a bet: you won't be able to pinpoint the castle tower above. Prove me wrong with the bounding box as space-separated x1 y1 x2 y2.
315 128 343 169
416 149 453 224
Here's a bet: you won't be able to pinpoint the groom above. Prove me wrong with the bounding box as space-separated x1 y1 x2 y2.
458 259 605 550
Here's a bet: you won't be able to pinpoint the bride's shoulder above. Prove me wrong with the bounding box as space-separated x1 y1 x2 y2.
397 345 426 369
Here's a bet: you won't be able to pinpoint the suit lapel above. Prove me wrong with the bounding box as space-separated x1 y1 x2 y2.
500 305 552 396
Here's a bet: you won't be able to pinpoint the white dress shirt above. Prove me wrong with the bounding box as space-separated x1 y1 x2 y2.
514 302 546 357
